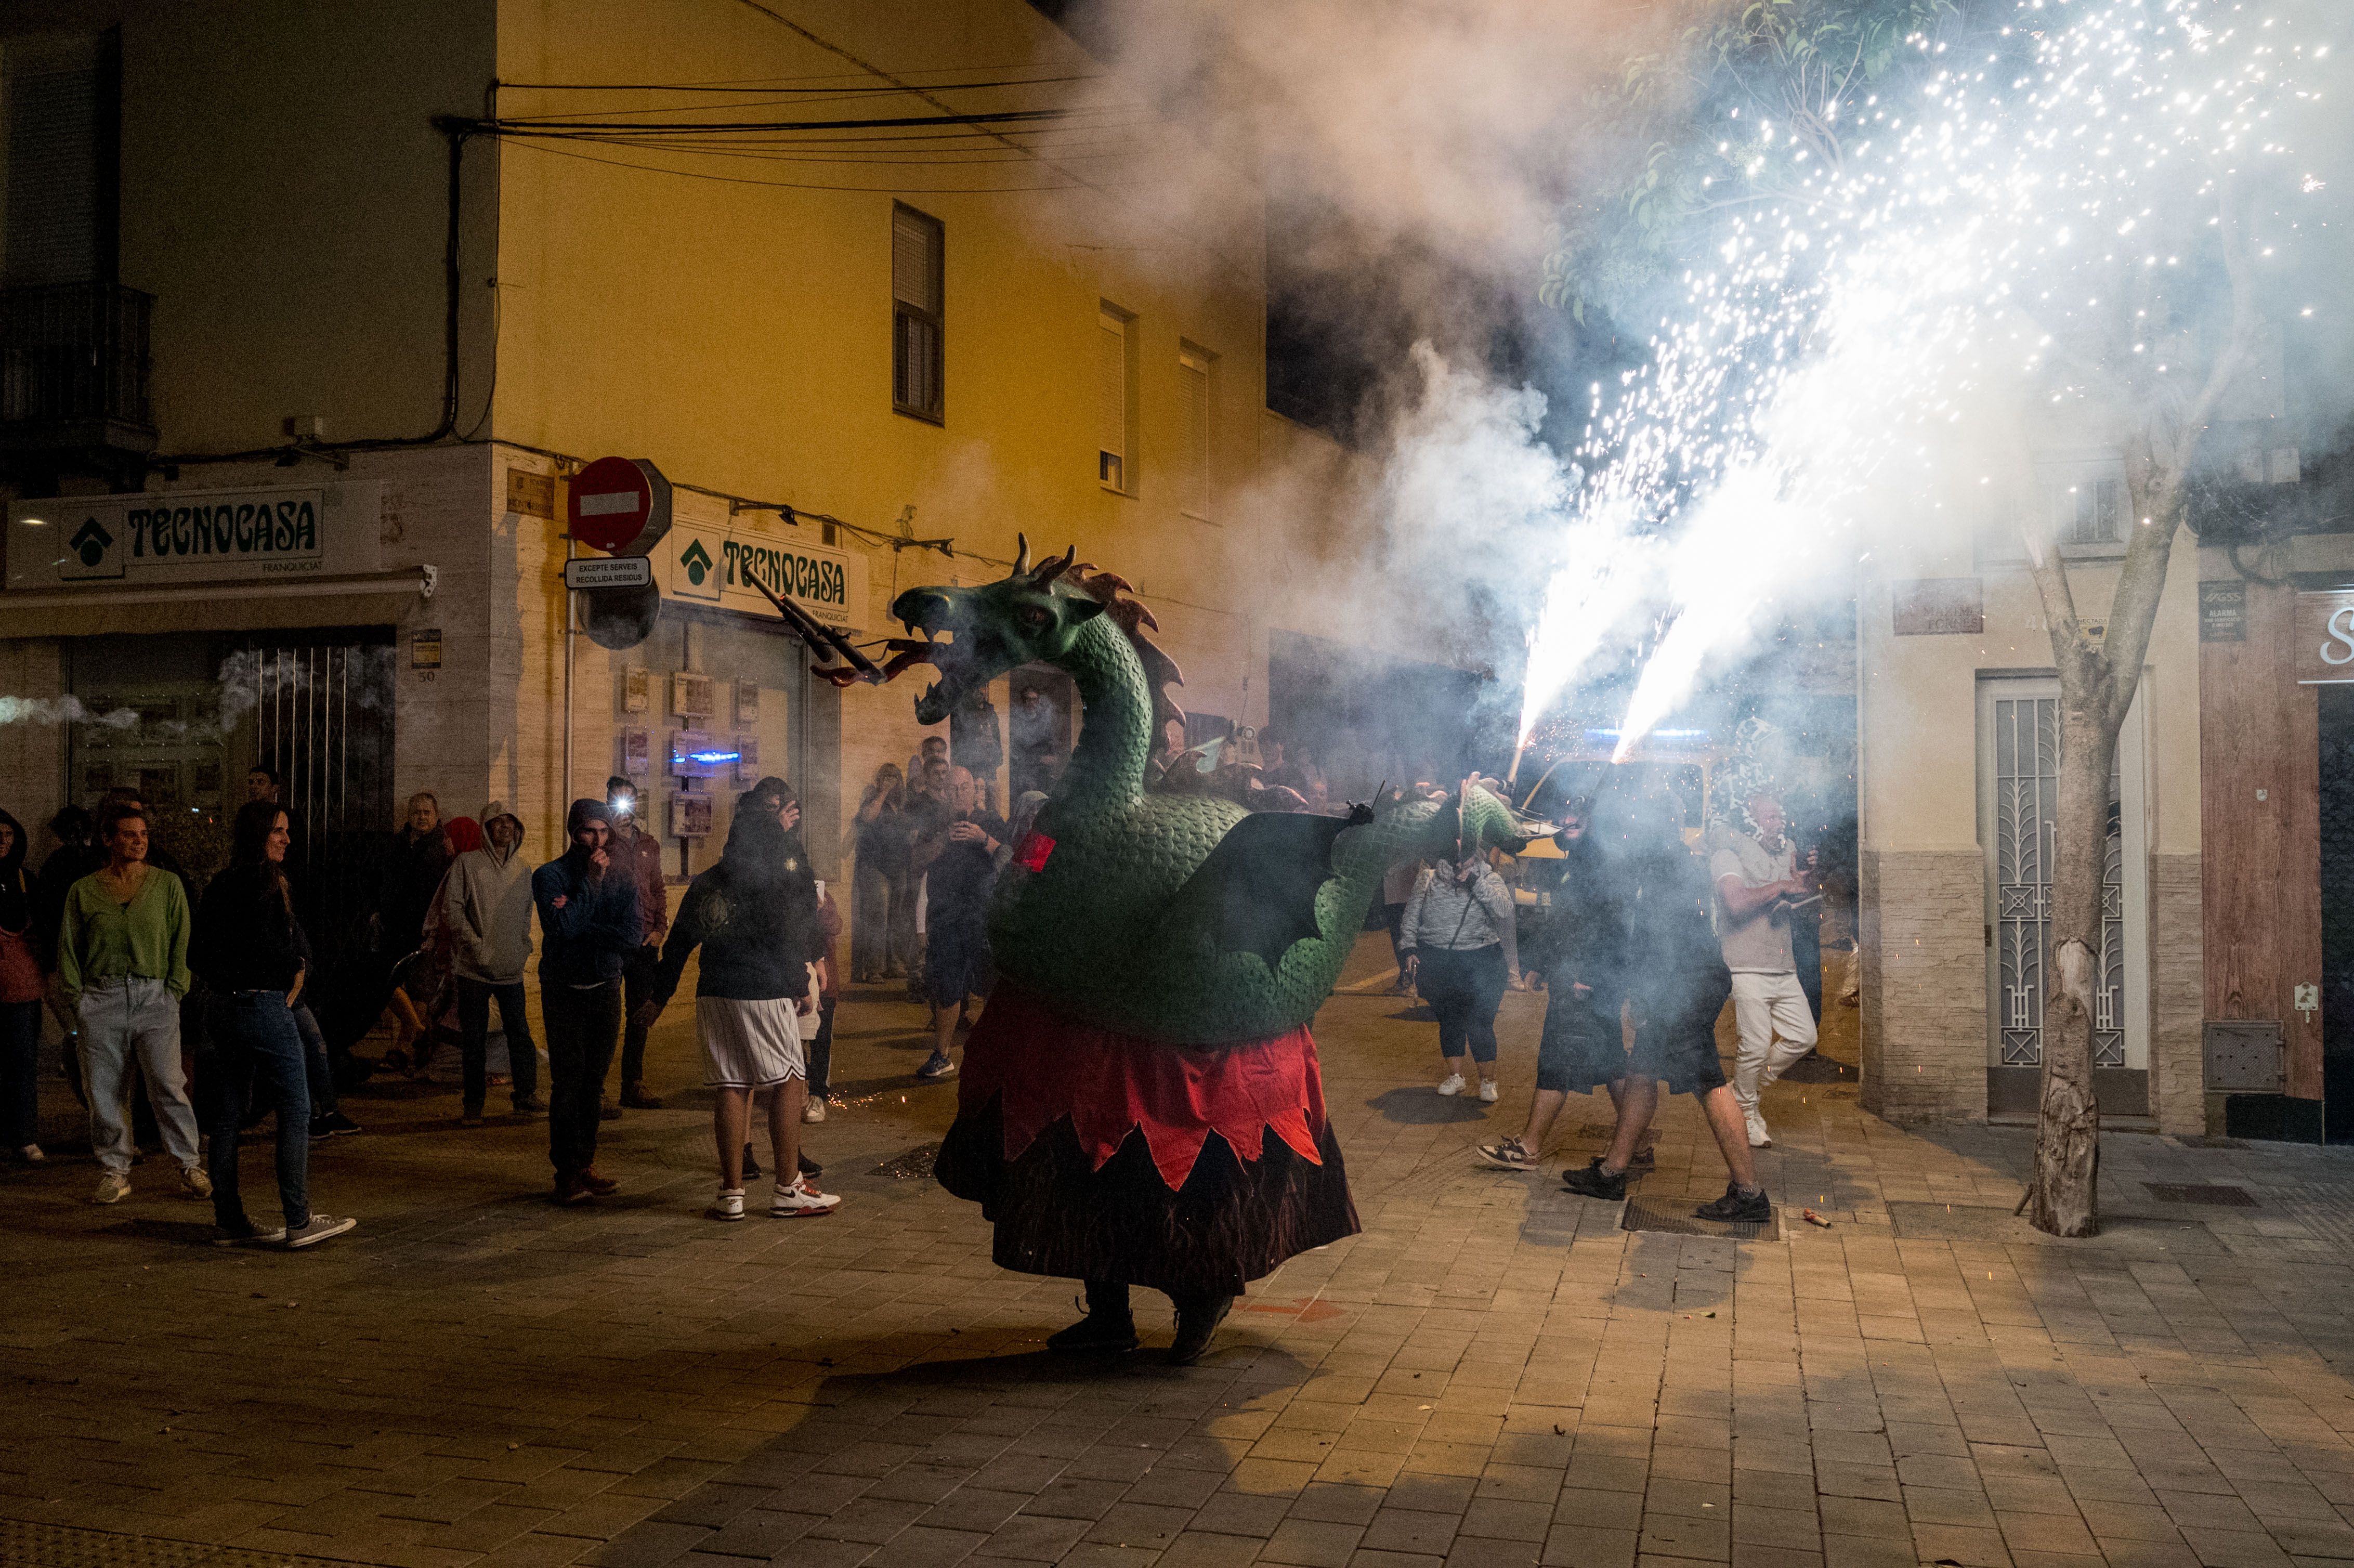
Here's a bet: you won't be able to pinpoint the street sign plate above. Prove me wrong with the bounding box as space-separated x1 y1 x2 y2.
568 456 672 555
565 555 654 590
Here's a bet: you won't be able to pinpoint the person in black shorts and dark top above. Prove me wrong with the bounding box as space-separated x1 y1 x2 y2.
1557 792 1770 1223
912 765 1007 1082
1477 800 1633 1171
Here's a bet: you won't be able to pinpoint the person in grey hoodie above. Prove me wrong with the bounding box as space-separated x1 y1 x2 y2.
444 803 541 1122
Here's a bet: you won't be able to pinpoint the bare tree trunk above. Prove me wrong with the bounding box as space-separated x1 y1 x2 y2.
2029 697 2115 1236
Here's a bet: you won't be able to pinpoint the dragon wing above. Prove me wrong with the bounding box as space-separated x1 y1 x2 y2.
1149 810 1358 971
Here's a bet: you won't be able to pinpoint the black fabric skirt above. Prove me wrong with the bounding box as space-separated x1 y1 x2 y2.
934 1096 1361 1297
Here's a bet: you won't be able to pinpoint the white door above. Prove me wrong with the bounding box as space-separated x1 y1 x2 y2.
1977 677 2149 1072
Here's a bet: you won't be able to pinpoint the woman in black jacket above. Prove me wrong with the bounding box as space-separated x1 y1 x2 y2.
634 801 837 1222
192 801 357 1249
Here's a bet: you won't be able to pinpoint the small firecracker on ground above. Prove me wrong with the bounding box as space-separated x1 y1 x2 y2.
1801 1208 1833 1228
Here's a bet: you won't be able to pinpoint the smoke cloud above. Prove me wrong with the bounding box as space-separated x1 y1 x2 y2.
1085 0 2354 771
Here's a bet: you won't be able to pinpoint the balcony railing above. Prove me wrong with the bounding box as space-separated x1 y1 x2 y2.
0 281 154 434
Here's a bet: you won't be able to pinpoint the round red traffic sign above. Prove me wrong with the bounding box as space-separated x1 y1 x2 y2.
568 456 653 554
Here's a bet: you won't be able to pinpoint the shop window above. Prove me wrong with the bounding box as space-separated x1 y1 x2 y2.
892 204 944 422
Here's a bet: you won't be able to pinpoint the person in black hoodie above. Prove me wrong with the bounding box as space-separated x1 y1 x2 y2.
192 800 358 1248
635 798 840 1222
533 799 643 1205
1475 798 1633 1172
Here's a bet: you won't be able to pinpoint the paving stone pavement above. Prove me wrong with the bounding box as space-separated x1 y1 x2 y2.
7 935 2354 1568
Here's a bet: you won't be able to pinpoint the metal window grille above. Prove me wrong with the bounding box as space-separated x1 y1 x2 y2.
891 204 943 420
1992 696 2126 1068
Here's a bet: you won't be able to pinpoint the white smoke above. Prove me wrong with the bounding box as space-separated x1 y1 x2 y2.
0 696 139 729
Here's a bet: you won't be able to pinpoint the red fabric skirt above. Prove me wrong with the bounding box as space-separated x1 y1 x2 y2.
956 981 1328 1191
935 981 1360 1293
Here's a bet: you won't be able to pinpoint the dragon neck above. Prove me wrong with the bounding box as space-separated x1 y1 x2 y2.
1051 615 1154 816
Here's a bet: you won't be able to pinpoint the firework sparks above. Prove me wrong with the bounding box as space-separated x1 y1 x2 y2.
1511 0 2332 761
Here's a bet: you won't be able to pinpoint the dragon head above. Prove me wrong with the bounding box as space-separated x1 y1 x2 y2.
890 535 1108 725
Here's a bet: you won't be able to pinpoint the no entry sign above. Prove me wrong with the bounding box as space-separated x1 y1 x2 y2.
568 457 672 555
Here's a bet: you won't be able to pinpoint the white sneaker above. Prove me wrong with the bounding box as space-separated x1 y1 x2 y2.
15 1144 42 1164
284 1214 357 1249
770 1176 841 1218
93 1171 130 1205
1478 1080 1499 1104
801 1097 827 1124
1744 1106 1772 1148
1436 1073 1467 1097
709 1187 747 1222
179 1165 213 1199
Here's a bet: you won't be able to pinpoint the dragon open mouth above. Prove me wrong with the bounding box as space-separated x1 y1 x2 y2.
910 633 978 725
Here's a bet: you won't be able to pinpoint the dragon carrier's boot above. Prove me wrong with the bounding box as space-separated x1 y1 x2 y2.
1166 1291 1236 1367
1047 1280 1139 1354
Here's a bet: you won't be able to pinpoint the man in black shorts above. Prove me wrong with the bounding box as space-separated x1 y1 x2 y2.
1558 801 1770 1223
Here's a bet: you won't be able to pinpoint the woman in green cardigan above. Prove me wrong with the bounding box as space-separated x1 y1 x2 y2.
57 802 205 1206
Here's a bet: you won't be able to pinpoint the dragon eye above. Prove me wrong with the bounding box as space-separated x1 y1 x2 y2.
1019 606 1052 630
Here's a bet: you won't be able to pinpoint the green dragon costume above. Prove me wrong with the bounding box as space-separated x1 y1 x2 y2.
885 541 1528 1364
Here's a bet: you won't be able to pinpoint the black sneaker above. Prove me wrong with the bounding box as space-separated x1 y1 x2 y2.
1693 1183 1771 1224
1560 1157 1628 1200
318 1110 361 1135
797 1151 823 1179
916 1053 958 1081
307 1115 334 1140
1167 1294 1235 1367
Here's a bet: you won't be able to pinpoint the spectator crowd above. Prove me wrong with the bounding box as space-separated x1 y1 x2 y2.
1 718 1836 1249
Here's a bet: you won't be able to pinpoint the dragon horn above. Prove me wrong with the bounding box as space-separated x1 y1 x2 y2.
1032 543 1079 585
1013 532 1031 577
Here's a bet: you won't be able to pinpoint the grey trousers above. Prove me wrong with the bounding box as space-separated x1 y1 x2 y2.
77 977 200 1174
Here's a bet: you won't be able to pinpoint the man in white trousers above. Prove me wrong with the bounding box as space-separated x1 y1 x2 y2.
1710 792 1816 1148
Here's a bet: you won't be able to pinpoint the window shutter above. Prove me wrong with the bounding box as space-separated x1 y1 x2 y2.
3 35 106 287
1097 312 1127 490
1178 347 1210 516
892 207 938 312
892 205 943 419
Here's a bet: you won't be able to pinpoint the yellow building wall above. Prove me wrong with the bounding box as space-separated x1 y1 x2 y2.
488 0 1279 822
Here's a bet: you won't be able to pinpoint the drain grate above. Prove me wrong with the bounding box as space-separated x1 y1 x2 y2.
874 1141 941 1180
1621 1192 1774 1241
1886 1201 2022 1240
2143 1182 2257 1207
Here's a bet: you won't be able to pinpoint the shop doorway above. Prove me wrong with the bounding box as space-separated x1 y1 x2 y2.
2318 686 2354 1141
64 628 395 964
1977 677 2150 1115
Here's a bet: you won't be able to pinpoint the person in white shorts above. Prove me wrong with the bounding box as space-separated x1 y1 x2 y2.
632 801 840 1220
1708 792 1817 1148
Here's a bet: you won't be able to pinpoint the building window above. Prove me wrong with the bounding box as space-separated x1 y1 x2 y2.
1178 342 1214 518
892 203 943 422
2 32 116 287
1098 305 1137 493
2053 476 2124 546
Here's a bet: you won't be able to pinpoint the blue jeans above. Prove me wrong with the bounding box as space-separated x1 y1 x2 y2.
294 1001 336 1116
205 992 310 1231
1 999 39 1149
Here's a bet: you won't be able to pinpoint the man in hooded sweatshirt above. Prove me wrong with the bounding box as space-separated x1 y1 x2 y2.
533 800 643 1204
446 804 541 1124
